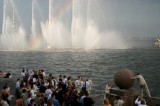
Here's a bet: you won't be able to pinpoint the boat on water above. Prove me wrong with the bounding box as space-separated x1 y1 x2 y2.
154 37 160 48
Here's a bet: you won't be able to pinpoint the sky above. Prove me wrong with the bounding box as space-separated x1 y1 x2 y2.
0 0 160 38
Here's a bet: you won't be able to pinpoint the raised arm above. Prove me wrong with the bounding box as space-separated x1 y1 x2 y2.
131 76 138 80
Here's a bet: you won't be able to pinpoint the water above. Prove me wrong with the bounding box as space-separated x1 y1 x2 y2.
0 49 160 105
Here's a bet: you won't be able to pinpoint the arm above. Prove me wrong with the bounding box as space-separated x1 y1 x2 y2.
135 96 141 105
131 76 138 80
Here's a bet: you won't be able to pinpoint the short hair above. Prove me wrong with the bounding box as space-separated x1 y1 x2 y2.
30 99 34 104
116 95 122 100
22 89 26 93
63 75 66 78
84 91 89 96
135 72 140 75
77 76 81 79
141 99 146 104
86 78 89 81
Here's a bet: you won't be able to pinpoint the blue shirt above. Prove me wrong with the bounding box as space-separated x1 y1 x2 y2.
16 81 20 88
53 99 59 106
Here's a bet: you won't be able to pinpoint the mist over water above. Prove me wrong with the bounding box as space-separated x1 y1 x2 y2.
1 0 27 50
32 0 42 39
0 0 135 50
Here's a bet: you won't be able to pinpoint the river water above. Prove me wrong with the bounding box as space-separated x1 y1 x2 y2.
0 49 160 105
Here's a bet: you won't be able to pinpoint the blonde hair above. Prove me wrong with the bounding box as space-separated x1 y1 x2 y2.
104 98 110 105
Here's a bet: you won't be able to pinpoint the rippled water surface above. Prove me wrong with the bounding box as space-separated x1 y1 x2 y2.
0 49 160 105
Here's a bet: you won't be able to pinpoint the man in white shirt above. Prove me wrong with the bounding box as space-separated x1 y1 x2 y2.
63 75 67 84
21 68 25 80
75 76 81 93
81 78 92 95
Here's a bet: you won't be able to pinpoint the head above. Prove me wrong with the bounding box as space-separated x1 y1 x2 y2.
141 99 146 104
116 95 122 100
3 83 8 89
51 92 56 98
137 95 142 101
67 76 71 80
104 98 110 105
59 75 62 78
30 99 35 104
108 82 112 86
49 73 52 77
86 78 89 81
77 76 81 79
59 78 62 82
84 91 89 97
135 72 140 75
41 69 44 72
63 75 66 78
22 88 26 93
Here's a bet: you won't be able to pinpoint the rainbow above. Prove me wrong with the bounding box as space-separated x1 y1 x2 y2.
50 0 73 22
29 0 73 50
28 35 44 50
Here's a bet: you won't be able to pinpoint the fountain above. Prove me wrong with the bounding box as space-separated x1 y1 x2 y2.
42 0 71 49
32 0 41 38
71 0 88 48
0 0 27 50
0 0 128 50
30 0 46 50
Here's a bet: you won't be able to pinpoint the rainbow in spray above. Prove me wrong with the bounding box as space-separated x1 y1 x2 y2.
0 0 128 50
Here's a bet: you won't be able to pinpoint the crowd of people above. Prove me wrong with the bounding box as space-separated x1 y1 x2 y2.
0 68 150 106
1 68 94 106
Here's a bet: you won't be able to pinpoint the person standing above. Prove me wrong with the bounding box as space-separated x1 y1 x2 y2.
67 76 73 89
75 76 81 93
131 73 151 97
21 68 26 81
16 79 20 89
81 78 92 95
105 82 113 94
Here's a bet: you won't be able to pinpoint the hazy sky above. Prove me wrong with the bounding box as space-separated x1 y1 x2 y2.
0 0 160 38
